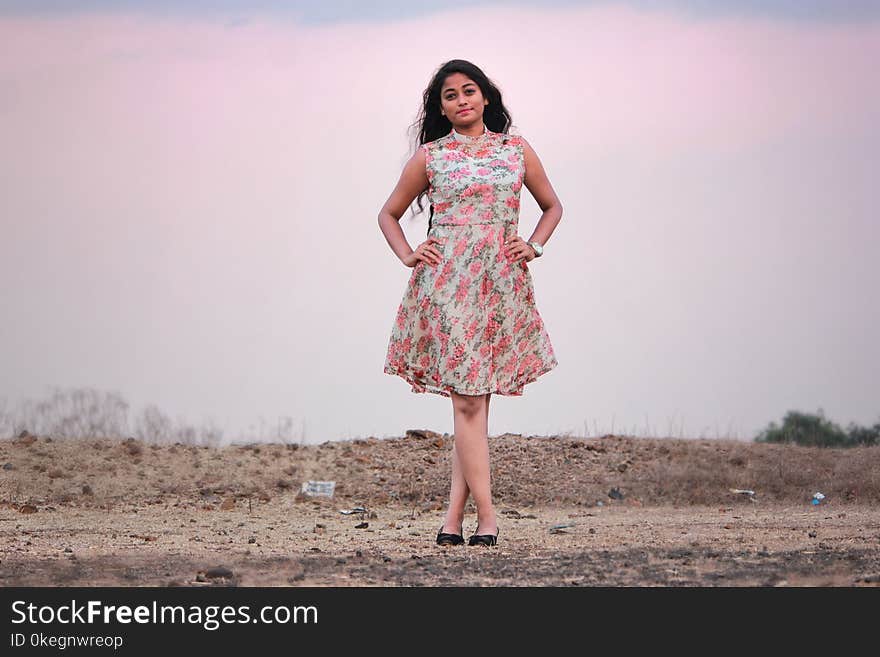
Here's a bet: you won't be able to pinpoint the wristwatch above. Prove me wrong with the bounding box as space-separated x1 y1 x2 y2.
526 241 544 258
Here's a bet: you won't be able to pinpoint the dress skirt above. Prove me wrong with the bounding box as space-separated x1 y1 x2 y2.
383 220 557 397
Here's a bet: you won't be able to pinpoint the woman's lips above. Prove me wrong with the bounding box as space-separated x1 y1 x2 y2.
457 109 471 114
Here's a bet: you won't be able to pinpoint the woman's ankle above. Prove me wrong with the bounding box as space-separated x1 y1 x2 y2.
443 511 465 531
475 509 497 533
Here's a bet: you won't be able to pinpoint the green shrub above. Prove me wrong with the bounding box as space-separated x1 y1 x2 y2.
755 409 878 447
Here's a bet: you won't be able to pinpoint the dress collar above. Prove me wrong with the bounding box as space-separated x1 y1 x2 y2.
450 124 489 142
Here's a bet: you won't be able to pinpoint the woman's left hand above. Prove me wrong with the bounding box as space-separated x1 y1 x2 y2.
504 235 536 262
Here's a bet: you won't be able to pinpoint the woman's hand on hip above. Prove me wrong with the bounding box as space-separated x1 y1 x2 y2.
504 235 536 262
402 237 443 268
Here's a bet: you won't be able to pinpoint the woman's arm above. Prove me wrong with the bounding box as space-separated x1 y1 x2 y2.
378 147 431 265
521 137 563 249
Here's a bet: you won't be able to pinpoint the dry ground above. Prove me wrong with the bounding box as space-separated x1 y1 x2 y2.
1 431 878 586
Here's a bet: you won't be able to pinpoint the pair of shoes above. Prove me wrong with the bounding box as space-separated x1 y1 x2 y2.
468 527 499 546
436 524 465 546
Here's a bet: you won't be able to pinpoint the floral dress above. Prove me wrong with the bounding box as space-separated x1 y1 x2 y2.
383 125 558 397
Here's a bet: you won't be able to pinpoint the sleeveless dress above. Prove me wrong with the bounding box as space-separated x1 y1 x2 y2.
383 125 558 397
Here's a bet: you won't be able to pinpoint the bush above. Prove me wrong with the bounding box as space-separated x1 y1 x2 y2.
755 409 878 447
846 422 880 446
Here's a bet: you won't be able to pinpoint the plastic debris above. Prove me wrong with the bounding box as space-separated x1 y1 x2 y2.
301 481 335 497
811 492 825 505
608 487 624 500
339 506 368 515
730 488 757 502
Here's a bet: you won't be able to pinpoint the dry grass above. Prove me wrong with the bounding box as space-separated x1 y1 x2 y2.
1 431 877 511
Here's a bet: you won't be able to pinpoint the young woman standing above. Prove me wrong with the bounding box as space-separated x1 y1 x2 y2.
379 59 562 547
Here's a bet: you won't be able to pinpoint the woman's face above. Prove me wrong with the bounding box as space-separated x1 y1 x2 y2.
439 73 488 130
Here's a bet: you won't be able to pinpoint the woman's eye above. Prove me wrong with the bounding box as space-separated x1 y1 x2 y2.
446 89 475 100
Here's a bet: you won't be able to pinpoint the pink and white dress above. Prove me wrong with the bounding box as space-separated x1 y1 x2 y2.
383 125 558 397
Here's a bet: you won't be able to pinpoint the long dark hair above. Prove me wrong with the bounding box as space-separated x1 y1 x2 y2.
407 59 515 234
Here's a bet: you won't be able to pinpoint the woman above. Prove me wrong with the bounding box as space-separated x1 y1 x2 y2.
378 59 562 547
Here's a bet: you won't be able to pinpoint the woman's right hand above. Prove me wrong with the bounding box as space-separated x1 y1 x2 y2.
402 237 442 268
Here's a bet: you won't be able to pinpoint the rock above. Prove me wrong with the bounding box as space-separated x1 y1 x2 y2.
406 429 442 441
16 433 37 446
19 504 38 514
204 566 234 580
220 497 235 510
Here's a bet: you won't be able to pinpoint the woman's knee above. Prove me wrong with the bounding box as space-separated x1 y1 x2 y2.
451 391 487 417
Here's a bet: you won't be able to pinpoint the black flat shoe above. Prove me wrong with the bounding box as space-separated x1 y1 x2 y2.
436 525 465 546
467 527 499 546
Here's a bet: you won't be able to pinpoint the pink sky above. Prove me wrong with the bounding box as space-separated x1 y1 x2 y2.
1 6 878 443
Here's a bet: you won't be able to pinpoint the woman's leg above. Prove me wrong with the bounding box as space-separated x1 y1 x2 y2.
441 437 469 534
441 393 492 534
445 391 497 536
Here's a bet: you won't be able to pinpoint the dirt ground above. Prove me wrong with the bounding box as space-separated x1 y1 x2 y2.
1 432 879 586
3 499 880 587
